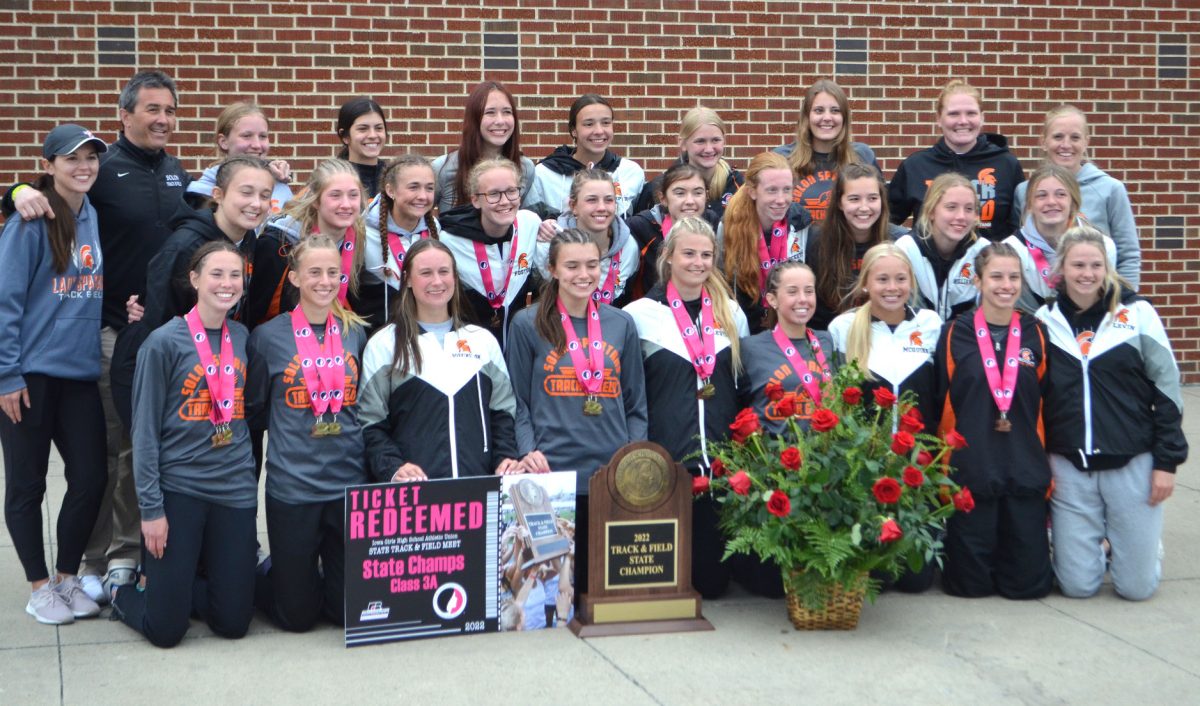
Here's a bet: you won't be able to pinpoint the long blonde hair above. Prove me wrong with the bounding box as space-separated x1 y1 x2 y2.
679 106 733 204
844 243 916 380
721 152 793 302
287 234 367 331
916 172 979 245
1054 225 1124 316
657 216 741 372
281 158 367 297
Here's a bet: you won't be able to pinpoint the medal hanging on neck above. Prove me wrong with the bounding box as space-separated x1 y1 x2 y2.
770 325 832 406
474 219 519 327
386 222 429 282
666 282 717 399
291 307 347 437
592 247 623 304
975 308 1021 432
557 297 606 416
756 219 789 305
184 307 236 448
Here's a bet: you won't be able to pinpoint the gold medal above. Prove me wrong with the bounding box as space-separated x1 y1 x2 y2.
311 421 329 438
491 308 502 327
697 380 716 400
583 396 603 417
210 426 233 448
325 421 343 436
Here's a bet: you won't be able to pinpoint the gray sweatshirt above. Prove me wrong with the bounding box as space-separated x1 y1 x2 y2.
505 303 648 494
132 317 257 520
246 312 369 505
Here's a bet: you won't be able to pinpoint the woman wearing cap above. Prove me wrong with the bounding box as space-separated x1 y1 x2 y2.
0 125 109 624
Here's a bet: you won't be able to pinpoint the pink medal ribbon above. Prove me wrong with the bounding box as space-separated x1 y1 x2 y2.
1023 240 1058 290
666 282 717 399
473 219 520 317
556 297 606 416
291 307 347 436
756 218 788 303
336 227 357 308
659 214 674 242
770 325 832 407
974 308 1021 432
184 307 236 447
386 227 430 279
593 247 623 303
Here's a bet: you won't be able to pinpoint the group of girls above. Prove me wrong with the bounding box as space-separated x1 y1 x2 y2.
1 75 1182 643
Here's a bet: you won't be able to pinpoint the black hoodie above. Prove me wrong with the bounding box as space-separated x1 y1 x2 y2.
438 203 541 349
888 134 1025 241
142 205 257 330
631 156 745 218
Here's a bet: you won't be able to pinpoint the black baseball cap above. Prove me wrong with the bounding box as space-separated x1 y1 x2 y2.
42 124 108 159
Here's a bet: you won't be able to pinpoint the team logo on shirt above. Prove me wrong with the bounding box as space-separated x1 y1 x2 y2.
903 330 934 354
281 354 360 410
452 339 481 360
793 171 835 222
953 262 973 285
1112 308 1135 330
1076 331 1094 356
764 361 823 422
515 252 530 274
972 168 997 227
542 340 621 398
165 174 183 188
179 359 248 421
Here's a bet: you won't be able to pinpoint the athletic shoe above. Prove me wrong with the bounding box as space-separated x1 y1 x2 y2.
101 566 137 598
26 582 74 625
80 574 108 605
54 576 101 618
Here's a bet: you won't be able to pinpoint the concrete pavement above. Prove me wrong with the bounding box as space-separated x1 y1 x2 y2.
3 390 1199 705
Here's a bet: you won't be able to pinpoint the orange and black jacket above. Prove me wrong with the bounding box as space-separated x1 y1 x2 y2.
935 309 1051 498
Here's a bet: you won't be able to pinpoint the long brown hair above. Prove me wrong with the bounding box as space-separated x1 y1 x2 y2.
721 151 792 302
816 162 889 313
377 154 441 272
34 173 77 274
534 228 602 352
787 79 860 178
389 239 467 375
452 82 523 208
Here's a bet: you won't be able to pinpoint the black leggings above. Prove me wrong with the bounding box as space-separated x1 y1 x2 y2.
943 493 1053 599
0 375 106 582
255 495 346 631
113 491 256 648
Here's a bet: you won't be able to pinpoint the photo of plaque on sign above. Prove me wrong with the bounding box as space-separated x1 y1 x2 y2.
513 478 572 569
569 442 713 638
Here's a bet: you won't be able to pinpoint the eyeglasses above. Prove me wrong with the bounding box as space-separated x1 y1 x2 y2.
475 187 521 204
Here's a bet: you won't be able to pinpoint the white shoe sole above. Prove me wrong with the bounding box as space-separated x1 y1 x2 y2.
25 604 73 625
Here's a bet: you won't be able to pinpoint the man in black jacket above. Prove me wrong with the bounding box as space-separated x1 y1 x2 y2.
5 70 192 602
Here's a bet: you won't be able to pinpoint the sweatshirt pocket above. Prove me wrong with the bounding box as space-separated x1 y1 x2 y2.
28 318 101 380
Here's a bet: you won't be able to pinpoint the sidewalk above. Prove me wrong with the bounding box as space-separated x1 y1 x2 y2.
3 391 1199 705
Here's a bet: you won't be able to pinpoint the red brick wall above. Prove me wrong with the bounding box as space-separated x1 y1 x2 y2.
1 1 1197 378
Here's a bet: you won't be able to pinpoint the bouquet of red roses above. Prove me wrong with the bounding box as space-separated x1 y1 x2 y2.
697 362 973 611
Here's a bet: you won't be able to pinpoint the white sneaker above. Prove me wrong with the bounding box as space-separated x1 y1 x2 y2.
26 582 75 625
54 576 101 618
80 574 108 605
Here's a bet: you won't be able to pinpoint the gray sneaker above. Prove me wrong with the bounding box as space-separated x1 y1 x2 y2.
54 576 101 618
26 582 75 625
101 566 137 599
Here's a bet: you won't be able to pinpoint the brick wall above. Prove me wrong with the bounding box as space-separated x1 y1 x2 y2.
1 1 1196 377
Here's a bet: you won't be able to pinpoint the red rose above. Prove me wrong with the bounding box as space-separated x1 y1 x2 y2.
766 490 791 517
710 458 727 478
872 477 902 504
952 487 976 513
879 518 903 543
916 450 934 467
944 429 968 450
729 470 752 496
810 408 840 433
873 387 897 408
902 465 925 488
775 392 797 418
890 431 916 455
780 447 803 471
692 475 710 496
764 381 784 402
842 386 863 405
899 409 924 434
729 408 761 443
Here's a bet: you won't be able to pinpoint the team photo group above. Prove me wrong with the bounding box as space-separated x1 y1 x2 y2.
0 67 1186 647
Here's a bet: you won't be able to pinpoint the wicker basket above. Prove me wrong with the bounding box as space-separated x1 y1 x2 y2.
785 576 866 630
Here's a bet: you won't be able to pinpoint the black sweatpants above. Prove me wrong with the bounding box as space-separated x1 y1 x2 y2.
942 493 1053 599
113 491 256 648
0 375 106 582
574 498 589 600
692 494 732 599
255 495 346 631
